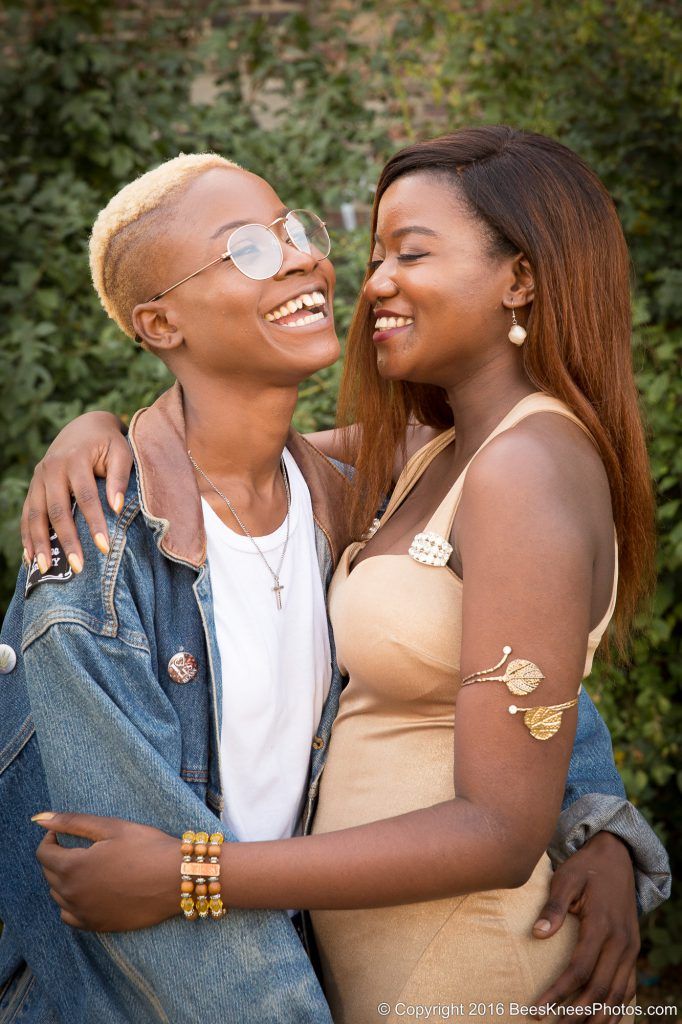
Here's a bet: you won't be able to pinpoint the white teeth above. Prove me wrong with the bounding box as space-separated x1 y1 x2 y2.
374 315 414 331
264 292 327 322
280 311 325 328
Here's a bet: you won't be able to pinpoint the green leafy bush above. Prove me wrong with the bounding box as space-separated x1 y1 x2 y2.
1 0 679 971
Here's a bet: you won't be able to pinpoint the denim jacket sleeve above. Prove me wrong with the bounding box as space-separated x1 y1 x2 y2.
554 687 671 913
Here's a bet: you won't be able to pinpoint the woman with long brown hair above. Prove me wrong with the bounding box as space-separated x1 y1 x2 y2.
21 127 658 1021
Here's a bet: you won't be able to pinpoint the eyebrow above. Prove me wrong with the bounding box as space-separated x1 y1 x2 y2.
374 225 440 242
210 207 290 240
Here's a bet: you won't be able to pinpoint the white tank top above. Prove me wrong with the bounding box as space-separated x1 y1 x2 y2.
203 447 331 843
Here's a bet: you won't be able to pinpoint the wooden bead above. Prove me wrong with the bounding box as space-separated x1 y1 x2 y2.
180 842 194 856
195 883 208 897
208 881 221 895
182 861 219 877
180 880 194 894
194 843 208 857
207 844 221 859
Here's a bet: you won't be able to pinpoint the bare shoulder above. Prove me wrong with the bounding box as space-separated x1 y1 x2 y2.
460 412 611 541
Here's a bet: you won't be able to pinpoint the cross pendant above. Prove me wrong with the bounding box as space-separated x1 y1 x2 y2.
272 579 284 610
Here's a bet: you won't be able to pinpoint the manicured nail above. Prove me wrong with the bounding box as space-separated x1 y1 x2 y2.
37 553 49 574
68 553 83 574
94 533 110 555
22 547 31 567
113 492 124 514
31 812 55 822
534 919 551 933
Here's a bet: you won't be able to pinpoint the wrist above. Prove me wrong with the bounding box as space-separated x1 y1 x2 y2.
179 830 227 921
586 829 631 859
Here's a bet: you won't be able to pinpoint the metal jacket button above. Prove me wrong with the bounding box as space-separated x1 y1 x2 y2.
0 644 17 674
312 736 325 751
167 652 198 684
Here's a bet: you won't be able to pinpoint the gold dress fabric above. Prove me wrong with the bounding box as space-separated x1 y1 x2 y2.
311 394 618 1024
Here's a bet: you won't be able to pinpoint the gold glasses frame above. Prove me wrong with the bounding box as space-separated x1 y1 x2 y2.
146 209 330 303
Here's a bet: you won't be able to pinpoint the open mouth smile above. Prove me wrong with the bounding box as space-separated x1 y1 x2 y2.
264 290 328 328
373 313 414 342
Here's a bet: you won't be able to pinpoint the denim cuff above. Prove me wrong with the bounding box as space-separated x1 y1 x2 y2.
549 793 671 915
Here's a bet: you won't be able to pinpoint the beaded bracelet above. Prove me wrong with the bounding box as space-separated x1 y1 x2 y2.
179 830 226 920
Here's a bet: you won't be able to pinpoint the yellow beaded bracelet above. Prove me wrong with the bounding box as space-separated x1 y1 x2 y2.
179 830 226 920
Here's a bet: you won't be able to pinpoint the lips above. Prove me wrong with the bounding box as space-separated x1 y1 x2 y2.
264 290 327 328
372 308 414 341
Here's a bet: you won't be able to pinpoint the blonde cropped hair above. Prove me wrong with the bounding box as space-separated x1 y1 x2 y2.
89 152 241 338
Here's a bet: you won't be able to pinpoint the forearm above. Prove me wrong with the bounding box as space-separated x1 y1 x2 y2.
218 798 541 912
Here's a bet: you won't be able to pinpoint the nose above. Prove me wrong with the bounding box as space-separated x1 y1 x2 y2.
274 237 318 279
363 263 398 304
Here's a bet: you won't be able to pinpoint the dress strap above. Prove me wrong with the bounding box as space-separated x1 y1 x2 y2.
425 393 598 540
588 527 619 643
379 426 456 529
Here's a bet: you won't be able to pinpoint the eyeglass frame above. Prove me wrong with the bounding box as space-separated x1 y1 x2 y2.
145 209 330 303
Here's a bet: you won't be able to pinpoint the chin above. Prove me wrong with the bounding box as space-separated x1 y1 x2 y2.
375 346 414 382
283 331 341 382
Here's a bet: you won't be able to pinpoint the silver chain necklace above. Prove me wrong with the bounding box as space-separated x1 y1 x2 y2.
187 450 291 610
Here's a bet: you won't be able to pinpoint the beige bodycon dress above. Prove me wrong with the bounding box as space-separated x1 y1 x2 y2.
311 394 618 1024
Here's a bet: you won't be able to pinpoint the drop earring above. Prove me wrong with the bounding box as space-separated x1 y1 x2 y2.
508 298 527 346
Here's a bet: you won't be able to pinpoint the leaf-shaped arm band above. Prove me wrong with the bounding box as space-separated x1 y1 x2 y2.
461 646 581 740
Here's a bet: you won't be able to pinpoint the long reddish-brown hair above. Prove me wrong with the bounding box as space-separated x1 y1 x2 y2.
337 125 656 650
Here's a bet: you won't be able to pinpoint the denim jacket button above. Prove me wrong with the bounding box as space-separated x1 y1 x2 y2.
0 644 16 674
168 652 198 684
312 735 324 750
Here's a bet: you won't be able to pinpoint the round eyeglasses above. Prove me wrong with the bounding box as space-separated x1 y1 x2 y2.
147 209 331 302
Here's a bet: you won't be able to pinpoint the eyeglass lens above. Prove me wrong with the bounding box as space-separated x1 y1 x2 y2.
228 210 330 281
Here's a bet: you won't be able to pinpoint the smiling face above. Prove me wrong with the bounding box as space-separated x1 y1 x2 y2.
364 172 525 386
133 167 339 386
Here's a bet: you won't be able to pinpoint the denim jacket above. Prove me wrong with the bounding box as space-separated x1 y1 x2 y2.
0 384 670 1024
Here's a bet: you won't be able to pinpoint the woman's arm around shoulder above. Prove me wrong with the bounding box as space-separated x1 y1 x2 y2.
22 411 132 572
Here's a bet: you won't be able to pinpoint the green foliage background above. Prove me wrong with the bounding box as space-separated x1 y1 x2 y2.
1 0 680 974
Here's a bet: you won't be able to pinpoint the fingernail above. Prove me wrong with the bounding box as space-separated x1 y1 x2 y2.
534 919 551 933
113 492 124 514
22 547 31 567
94 533 110 555
31 812 55 822
37 553 49 575
68 553 83 574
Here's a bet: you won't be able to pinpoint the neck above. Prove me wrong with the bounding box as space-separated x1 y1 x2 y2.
444 353 537 458
182 374 298 493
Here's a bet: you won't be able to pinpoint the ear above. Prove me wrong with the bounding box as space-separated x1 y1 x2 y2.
501 254 534 310
132 302 184 354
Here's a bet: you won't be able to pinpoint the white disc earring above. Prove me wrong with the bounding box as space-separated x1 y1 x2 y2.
508 299 527 346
